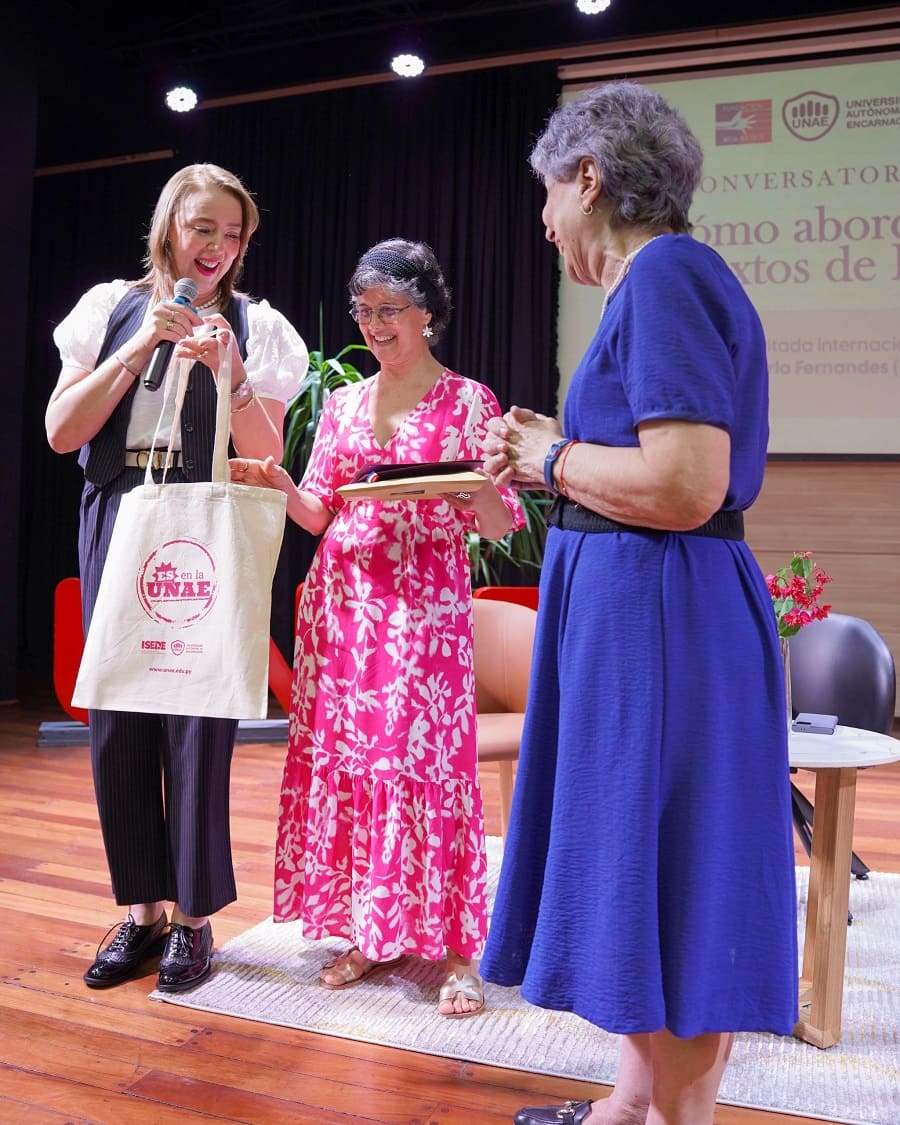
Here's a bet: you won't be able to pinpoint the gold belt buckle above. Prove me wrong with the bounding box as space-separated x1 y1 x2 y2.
135 450 151 470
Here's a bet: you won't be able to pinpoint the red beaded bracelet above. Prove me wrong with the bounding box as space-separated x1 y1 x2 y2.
556 439 580 498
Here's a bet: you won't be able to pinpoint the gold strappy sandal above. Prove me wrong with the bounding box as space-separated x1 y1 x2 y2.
319 947 403 990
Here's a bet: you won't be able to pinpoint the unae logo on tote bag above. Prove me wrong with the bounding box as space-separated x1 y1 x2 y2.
137 539 218 626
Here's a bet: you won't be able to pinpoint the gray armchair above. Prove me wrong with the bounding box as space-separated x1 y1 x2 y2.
789 611 896 884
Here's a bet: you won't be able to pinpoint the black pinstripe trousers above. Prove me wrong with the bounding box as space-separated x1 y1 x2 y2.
79 467 238 916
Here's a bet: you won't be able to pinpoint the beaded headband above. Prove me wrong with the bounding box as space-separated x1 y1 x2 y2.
357 249 421 280
355 248 439 313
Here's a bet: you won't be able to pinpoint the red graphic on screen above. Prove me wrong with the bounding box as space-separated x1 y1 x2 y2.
715 100 772 145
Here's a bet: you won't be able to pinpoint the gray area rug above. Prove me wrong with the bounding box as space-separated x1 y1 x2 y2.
152 840 900 1125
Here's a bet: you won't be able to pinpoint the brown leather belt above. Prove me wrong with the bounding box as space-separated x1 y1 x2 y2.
124 450 181 470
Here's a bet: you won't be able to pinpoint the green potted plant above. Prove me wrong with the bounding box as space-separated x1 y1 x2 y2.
282 305 370 479
467 489 551 588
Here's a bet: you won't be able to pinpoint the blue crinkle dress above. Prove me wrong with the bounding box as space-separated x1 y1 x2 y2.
480 234 799 1038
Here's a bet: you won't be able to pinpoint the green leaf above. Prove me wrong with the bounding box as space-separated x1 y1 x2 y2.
282 302 371 479
469 489 550 588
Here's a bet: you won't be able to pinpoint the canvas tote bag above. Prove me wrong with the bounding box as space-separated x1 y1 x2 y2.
72 337 287 719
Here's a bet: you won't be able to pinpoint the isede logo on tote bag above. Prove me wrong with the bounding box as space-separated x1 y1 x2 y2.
72 343 286 720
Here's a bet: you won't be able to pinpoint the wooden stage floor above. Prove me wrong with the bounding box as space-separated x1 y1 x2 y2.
1 685 897 1124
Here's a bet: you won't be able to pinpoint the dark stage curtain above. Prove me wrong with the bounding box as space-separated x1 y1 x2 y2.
21 64 560 680
3 27 38 701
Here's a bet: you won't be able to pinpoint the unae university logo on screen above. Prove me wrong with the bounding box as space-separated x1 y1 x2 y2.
136 538 219 627
782 91 840 141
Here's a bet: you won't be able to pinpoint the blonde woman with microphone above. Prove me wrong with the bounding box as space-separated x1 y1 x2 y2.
46 163 308 994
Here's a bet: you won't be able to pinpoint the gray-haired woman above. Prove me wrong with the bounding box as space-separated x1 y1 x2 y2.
480 83 797 1124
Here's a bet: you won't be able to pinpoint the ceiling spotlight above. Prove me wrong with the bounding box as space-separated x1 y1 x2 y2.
576 0 612 12
165 86 199 112
391 53 426 78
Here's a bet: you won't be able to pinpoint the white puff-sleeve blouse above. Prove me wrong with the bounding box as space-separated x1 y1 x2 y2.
53 280 309 404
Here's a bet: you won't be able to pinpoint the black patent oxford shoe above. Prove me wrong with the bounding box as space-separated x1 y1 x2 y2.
83 912 169 989
155 920 213 992
514 1100 593 1125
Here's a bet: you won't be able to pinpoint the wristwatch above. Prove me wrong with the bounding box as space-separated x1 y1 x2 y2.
543 437 573 491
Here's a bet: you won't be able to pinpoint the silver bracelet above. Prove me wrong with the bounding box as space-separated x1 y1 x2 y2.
115 352 141 379
230 378 256 413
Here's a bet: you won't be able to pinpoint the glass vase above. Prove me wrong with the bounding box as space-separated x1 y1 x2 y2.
780 636 792 732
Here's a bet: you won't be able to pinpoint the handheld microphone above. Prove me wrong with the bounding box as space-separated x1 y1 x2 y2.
143 277 200 391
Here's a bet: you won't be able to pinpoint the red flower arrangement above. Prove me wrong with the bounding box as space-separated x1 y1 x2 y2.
766 552 833 638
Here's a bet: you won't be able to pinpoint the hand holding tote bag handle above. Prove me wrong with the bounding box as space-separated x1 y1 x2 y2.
73 335 287 720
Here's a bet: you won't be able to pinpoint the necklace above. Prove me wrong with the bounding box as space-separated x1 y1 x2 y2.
195 293 220 311
599 234 664 322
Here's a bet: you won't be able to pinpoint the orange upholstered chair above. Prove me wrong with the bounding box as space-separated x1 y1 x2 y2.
473 596 537 839
268 583 304 714
473 584 539 611
53 577 88 725
54 577 303 723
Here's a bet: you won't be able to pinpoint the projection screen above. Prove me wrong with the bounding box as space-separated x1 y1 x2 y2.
558 52 900 454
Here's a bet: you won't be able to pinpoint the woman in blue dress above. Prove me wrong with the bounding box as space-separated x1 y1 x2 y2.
480 82 798 1125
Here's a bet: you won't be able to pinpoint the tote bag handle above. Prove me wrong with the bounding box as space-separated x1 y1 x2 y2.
145 329 233 487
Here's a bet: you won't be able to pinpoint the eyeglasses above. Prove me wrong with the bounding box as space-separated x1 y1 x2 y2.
350 304 411 325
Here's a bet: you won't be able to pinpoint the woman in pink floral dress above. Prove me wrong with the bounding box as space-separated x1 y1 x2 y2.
232 239 523 1016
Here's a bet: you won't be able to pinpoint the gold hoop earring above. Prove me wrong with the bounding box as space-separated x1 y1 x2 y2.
580 201 594 217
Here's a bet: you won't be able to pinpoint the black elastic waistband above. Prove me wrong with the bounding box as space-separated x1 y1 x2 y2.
548 497 744 540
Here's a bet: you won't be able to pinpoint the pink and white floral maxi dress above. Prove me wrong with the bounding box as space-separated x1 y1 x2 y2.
273 370 523 961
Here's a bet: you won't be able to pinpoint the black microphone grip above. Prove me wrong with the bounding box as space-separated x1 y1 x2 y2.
142 339 176 393
143 278 199 391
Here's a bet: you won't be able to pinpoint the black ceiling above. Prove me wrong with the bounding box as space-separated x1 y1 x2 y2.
36 0 896 167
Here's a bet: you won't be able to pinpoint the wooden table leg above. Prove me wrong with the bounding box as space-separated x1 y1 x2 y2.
794 766 857 1048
